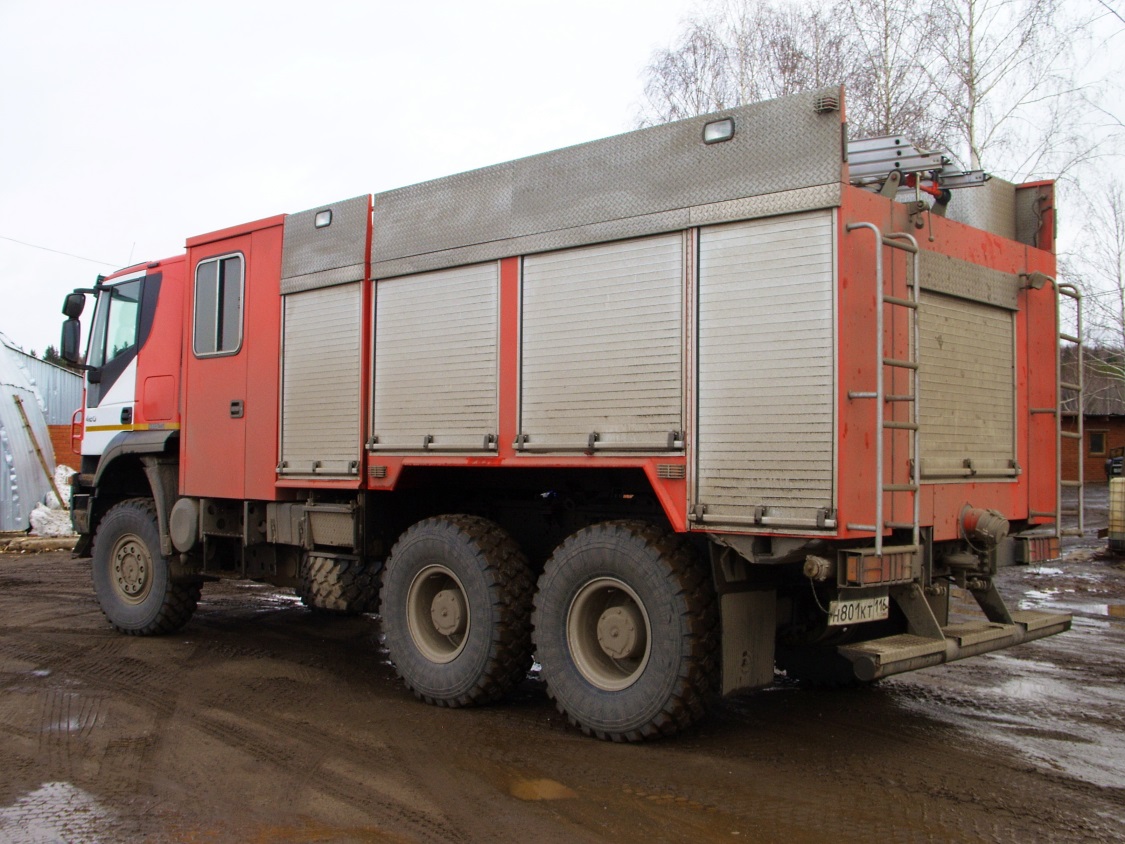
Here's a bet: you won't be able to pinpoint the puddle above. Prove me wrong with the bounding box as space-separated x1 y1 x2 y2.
29 669 50 678
509 778 578 801
0 782 115 843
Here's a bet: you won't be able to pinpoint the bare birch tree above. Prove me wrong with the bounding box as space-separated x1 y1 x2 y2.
637 0 1117 182
637 0 946 138
638 0 853 125
1070 181 1125 356
841 0 952 147
924 0 1108 180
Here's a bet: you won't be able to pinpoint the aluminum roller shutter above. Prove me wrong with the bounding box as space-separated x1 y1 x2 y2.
694 211 836 529
373 263 498 451
520 234 684 451
918 291 1016 478
279 283 363 476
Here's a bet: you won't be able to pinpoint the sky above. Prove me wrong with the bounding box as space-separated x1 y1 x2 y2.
0 0 701 354
2 1 1122 356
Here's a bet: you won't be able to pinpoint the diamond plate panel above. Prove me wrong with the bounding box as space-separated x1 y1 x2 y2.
919 251 1019 310
372 184 842 279
371 88 844 275
945 178 1016 241
281 195 370 293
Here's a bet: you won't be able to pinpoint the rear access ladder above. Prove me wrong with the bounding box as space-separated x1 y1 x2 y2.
835 226 1074 683
845 223 920 558
1057 283 1084 538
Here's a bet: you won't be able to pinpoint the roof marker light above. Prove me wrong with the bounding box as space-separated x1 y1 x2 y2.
314 209 333 228
703 118 735 144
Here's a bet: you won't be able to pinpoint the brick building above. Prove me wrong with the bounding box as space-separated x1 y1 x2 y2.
1061 349 1125 483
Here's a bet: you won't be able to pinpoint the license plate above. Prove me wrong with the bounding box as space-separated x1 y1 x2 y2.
828 596 889 626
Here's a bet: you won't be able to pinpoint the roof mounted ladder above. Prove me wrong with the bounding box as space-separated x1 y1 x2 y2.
844 223 921 556
846 136 988 192
1057 283 1084 538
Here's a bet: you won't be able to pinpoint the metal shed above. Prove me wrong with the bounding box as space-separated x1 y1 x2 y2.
0 335 61 531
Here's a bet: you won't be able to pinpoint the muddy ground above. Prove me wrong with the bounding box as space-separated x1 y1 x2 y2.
1 493 1123 843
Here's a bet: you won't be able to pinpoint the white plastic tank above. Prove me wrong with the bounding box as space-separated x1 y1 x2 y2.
1109 477 1125 554
0 334 57 531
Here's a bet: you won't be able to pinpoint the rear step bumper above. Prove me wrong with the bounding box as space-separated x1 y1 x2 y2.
838 610 1072 682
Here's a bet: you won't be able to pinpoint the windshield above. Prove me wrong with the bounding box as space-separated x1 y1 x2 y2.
87 277 142 369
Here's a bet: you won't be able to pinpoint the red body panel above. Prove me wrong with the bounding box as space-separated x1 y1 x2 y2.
134 257 185 429
359 250 690 530
837 186 1058 543
121 181 1054 548
181 216 286 501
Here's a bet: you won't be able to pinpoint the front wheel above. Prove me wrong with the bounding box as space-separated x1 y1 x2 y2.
91 498 200 635
532 521 718 741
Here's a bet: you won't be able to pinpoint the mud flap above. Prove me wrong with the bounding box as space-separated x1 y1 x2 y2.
720 590 776 695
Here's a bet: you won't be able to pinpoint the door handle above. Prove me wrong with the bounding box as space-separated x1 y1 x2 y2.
120 407 132 425
230 400 244 419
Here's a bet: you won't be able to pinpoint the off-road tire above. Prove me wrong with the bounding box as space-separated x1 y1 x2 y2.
297 555 380 615
91 498 200 635
380 515 534 707
532 521 719 742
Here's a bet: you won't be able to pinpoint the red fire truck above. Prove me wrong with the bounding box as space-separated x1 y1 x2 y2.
61 88 1074 741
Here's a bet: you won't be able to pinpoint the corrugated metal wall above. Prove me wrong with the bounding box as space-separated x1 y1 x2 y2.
1 345 83 425
0 339 59 530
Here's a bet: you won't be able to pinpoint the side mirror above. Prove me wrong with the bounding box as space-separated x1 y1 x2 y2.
62 292 86 319
60 318 82 364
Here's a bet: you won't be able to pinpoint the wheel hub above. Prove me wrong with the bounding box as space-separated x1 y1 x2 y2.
596 604 643 659
567 577 651 692
406 564 470 664
431 588 466 636
112 537 152 603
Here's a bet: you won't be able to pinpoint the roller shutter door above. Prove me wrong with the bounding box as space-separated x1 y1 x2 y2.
279 282 363 476
373 263 499 451
520 234 684 450
694 211 836 529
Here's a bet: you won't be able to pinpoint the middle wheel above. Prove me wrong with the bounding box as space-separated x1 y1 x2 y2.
380 515 534 707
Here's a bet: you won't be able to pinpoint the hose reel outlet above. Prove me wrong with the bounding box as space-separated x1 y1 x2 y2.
803 554 834 583
961 507 1009 548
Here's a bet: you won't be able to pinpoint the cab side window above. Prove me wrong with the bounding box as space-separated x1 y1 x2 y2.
194 254 244 356
88 279 142 368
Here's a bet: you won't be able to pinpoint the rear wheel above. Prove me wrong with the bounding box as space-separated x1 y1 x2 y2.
532 521 718 741
91 498 200 635
380 515 534 707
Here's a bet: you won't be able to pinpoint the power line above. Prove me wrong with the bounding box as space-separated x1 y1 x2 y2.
1096 0 1125 26
0 234 118 267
